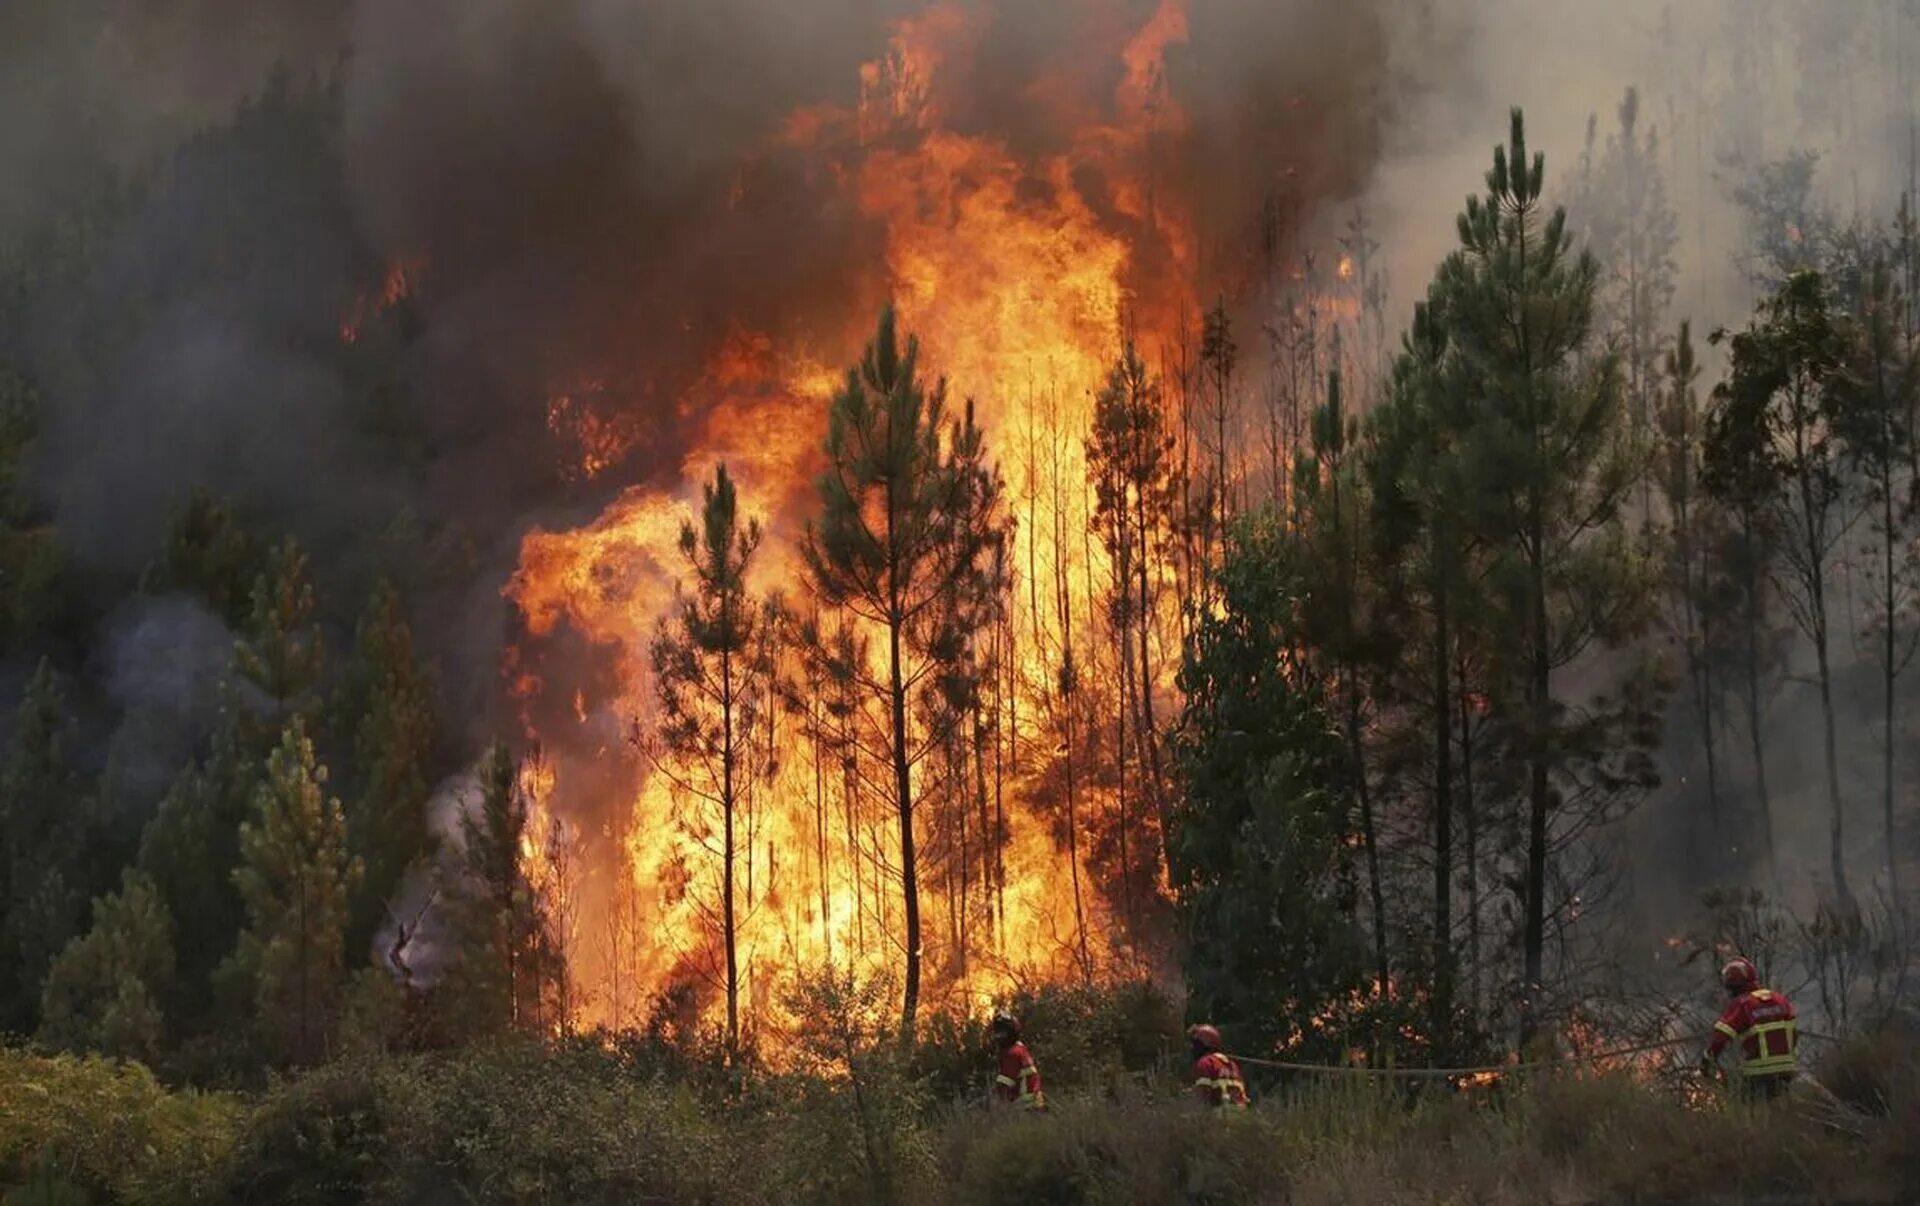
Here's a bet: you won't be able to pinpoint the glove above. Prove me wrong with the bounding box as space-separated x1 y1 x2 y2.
1697 1051 1715 1076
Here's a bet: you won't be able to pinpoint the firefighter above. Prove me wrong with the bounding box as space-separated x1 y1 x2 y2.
1699 956 1798 1098
990 1011 1046 1110
1188 1023 1249 1108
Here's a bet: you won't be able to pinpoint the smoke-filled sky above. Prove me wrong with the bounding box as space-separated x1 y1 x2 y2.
2 0 1915 737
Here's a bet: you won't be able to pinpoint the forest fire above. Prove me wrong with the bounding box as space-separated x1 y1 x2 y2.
502 0 1211 1038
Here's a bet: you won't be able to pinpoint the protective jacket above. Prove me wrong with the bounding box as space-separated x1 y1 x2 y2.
1191 1051 1249 1108
1708 985 1797 1082
994 1041 1046 1109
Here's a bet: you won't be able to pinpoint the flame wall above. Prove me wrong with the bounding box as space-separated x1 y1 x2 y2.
495 0 1394 1036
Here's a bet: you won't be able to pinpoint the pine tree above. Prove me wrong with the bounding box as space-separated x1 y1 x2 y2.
136 702 257 1016
1086 338 1177 867
1835 260 1920 916
38 870 175 1061
446 742 558 1036
648 463 779 1057
336 581 437 962
236 537 324 720
1295 362 1390 987
1170 510 1367 1061
803 307 1001 1040
1569 88 1680 477
1437 110 1660 1021
0 660 90 1031
1368 288 1478 1047
1656 323 1733 853
1707 271 1857 908
0 365 62 653
224 718 361 1066
140 490 258 624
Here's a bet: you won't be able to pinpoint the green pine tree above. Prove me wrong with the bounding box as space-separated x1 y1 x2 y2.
136 701 257 1018
1706 271 1856 909
803 306 1000 1041
236 537 324 720
224 718 361 1066
1655 322 1735 859
1295 360 1391 989
336 580 438 962
0 660 90 1031
141 490 258 624
1367 286 1482 1046
1834 260 1919 915
0 364 63 653
39 870 175 1061
648 463 779 1057
1436 110 1661 1020
445 742 559 1037
1170 510 1367 1061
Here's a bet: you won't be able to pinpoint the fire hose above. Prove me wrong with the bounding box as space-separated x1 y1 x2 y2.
1221 1029 1846 1081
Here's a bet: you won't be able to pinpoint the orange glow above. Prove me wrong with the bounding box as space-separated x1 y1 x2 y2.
340 257 421 344
501 1 1213 1041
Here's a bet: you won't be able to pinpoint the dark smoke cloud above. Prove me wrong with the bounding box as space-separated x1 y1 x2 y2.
0 0 352 231
2 0 1410 764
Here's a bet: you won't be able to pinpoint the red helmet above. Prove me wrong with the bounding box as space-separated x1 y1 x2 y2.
1721 956 1759 993
1188 1023 1222 1051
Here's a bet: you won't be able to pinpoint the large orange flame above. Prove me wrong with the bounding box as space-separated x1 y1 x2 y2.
503 0 1208 1040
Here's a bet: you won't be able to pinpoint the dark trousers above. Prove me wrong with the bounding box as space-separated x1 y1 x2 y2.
1742 1072 1794 1100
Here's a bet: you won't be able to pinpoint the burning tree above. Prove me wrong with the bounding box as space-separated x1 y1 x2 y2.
804 307 1005 1040
648 463 781 1058
443 743 562 1037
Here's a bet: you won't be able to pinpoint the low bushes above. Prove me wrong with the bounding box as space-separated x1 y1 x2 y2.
0 1050 240 1205
5 1012 1916 1205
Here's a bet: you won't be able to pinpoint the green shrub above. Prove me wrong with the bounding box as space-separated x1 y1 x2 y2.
0 1049 239 1204
377 1042 736 1205
913 980 1181 1105
222 1061 386 1205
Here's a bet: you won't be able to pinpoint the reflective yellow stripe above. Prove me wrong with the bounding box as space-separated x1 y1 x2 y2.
1713 1020 1738 1040
994 1075 1016 1087
1740 1019 1795 1076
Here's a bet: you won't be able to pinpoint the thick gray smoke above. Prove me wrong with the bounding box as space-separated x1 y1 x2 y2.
4 1 1916 971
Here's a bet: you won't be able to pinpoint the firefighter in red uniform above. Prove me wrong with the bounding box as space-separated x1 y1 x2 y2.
1700 956 1798 1099
990 1011 1046 1110
1188 1024 1249 1108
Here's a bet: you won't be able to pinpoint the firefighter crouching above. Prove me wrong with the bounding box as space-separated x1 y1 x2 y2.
991 1011 1047 1110
1188 1024 1249 1108
1700 956 1798 1099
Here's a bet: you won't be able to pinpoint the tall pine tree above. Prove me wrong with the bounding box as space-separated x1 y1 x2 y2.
1437 110 1659 1022
224 718 361 1066
0 660 90 1031
336 581 438 963
1708 271 1856 908
236 537 324 722
803 306 1000 1040
445 742 559 1037
38 870 175 1062
648 463 779 1057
